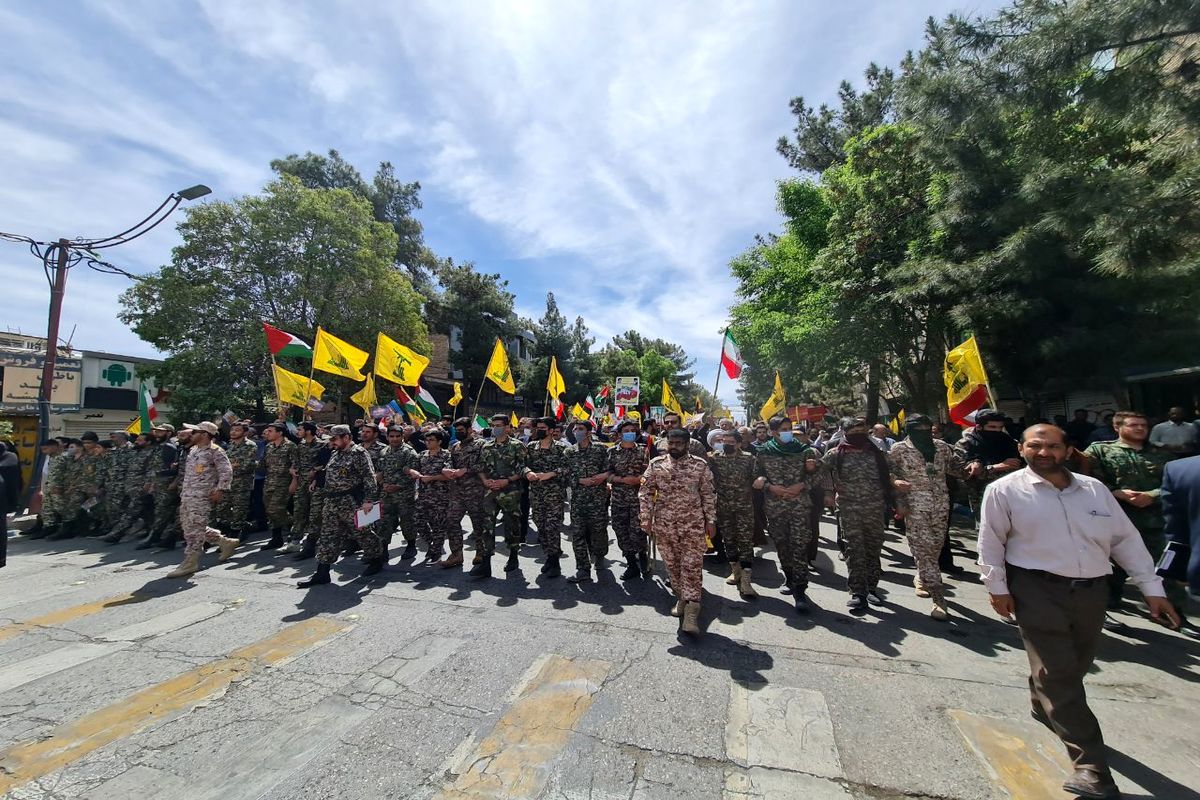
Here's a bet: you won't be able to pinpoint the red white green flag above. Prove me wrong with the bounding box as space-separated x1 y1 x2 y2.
719 329 743 379
262 322 313 359
138 385 158 432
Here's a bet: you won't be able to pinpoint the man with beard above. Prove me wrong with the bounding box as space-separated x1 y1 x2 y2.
283 422 325 554
754 416 820 610
640 429 716 635
167 422 239 578
956 409 1022 526
478 414 528 576
711 428 759 598
524 416 568 578
822 418 893 611
565 420 611 584
135 424 180 550
445 417 490 572
214 421 258 541
378 425 421 561
979 424 1178 800
258 422 297 551
104 433 155 543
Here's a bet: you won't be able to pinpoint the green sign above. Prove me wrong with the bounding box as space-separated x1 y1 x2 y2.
102 363 132 387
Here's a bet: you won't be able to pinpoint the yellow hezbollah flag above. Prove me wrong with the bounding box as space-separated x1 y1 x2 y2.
274 365 326 407
546 356 566 398
313 327 369 381
510 412 520 428
448 381 463 407
759 371 786 422
485 338 516 394
571 402 590 421
124 417 141 434
888 409 906 436
375 332 429 386
944 335 991 423
350 374 377 417
661 378 683 416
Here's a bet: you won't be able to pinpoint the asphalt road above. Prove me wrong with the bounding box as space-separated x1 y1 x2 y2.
0 517 1196 800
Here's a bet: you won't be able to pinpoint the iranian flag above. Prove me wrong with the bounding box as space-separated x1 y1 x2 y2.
584 394 596 415
393 387 425 422
138 385 158 432
720 329 743 379
414 384 441 418
262 322 313 359
550 397 564 420
598 385 610 400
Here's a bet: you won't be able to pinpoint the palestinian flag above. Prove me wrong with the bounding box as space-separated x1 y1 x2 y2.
137 385 158 433
394 387 425 423
472 414 488 433
414 384 441 418
719 329 743 379
598 385 610 400
263 322 313 359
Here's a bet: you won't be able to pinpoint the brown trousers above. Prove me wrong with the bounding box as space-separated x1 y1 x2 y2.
1009 565 1109 774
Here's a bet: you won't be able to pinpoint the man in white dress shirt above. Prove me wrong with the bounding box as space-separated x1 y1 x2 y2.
978 424 1179 800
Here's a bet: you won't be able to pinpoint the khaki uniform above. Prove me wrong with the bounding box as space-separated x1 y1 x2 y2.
179 443 233 555
639 453 716 603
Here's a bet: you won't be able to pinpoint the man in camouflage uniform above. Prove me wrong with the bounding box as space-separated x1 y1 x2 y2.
282 422 324 554
564 420 611 583
607 418 650 580
711 427 759 598
887 414 965 620
524 415 567 578
1083 411 1186 618
412 429 456 566
167 422 238 578
159 427 194 549
297 424 385 587
214 421 257 541
101 432 132 536
378 425 420 561
66 432 105 538
446 418 489 566
42 439 79 540
822 417 893 611
955 409 1022 524
258 422 297 551
27 439 64 538
358 422 385 469
640 428 717 635
135 424 180 550
295 438 332 561
753 416 821 611
105 433 155 542
475 414 527 577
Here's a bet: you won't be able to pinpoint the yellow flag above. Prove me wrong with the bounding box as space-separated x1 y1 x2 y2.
758 371 786 422
546 356 566 398
485 338 516 394
125 417 141 434
944 335 990 407
375 332 429 386
888 409 906 436
274 364 326 407
448 381 463 407
313 327 369 381
661 378 683 416
350 374 377 417
510 412 520 428
571 402 589 421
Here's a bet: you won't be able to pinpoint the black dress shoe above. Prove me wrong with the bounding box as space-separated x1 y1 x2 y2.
1062 768 1121 799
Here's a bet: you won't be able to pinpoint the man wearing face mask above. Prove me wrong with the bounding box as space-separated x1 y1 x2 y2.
444 417 490 571
477 414 528 576
753 416 821 611
887 414 967 620
711 429 759 598
641 428 717 635
955 409 1022 526
607 418 650 580
524 416 567 578
822 417 894 611
565 420 612 583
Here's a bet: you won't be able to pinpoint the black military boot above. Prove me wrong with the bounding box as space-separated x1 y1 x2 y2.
260 528 284 551
24 517 44 537
134 530 161 550
156 530 179 551
620 555 640 580
793 588 811 615
503 549 520 572
542 553 561 578
28 522 54 540
297 563 332 588
47 520 78 540
361 558 385 577
567 566 592 584
400 542 418 561
468 557 492 578
293 540 316 560
637 550 651 576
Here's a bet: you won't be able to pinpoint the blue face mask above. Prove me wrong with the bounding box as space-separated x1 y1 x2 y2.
621 432 637 443
778 431 794 444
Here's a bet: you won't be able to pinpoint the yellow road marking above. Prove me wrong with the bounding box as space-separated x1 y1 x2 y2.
0 593 149 644
949 709 1071 800
436 654 610 800
0 616 349 794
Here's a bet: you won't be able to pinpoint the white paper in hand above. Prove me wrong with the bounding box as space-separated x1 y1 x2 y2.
355 503 381 529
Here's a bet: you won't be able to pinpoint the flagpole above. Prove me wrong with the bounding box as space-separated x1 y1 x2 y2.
470 378 486 422
712 328 727 412
303 326 320 421
269 355 284 416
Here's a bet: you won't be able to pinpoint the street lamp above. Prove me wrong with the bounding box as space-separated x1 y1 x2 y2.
0 184 212 509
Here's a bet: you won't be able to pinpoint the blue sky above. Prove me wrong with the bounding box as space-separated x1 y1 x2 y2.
0 1 1003 413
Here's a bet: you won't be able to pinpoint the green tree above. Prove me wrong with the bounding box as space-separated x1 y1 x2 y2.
119 176 425 421
568 316 600 401
520 292 573 404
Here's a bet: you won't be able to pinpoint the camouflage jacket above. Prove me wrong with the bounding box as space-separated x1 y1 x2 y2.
1083 439 1173 532
754 444 819 511
449 436 485 485
360 440 385 471
323 444 378 504
181 443 233 499
886 439 964 504
224 439 259 484
821 444 890 510
261 439 297 488
709 449 756 506
606 444 648 507
525 441 568 497
124 446 156 493
566 440 611 512
480 437 526 483
415 448 453 505
639 453 716 533
378 443 420 494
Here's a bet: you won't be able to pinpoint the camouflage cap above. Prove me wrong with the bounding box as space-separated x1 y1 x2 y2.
329 424 352 436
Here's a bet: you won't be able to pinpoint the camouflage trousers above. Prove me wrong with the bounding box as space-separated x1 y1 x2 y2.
530 486 564 557
417 494 453 555
302 491 325 548
263 481 292 532
904 491 950 598
112 491 150 533
765 498 812 589
150 481 179 537
289 485 315 544
569 504 608 570
716 498 754 566
213 479 253 536
610 501 646 557
316 496 385 565
840 504 886 595
449 479 488 554
657 520 706 603
180 496 222 556
100 491 128 531
41 489 68 526
380 492 416 545
483 487 523 556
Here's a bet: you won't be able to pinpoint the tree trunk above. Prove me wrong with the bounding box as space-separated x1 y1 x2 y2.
866 359 880 423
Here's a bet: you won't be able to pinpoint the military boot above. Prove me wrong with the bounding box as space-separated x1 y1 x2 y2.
542 553 561 578
637 550 651 576
400 541 418 561
297 563 332 588
468 557 492 578
260 528 284 551
725 563 742 586
166 552 201 579
738 567 758 599
620 555 640 580
361 557 385 577
681 602 701 635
